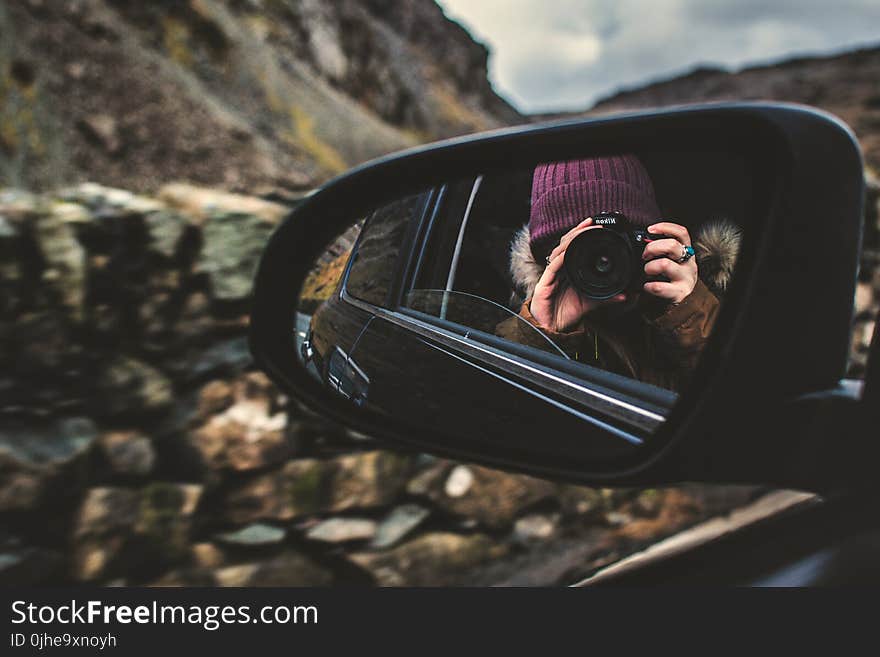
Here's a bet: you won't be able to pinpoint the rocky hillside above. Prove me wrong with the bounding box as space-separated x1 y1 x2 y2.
0 0 520 193
582 45 880 174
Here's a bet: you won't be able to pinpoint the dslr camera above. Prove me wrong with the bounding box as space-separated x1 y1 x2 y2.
563 211 668 299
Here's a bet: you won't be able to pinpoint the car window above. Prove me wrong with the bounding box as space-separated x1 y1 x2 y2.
397 153 755 399
404 289 569 359
345 191 431 307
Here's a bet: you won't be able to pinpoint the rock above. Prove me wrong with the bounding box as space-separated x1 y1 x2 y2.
513 513 559 542
405 459 452 496
370 504 430 549
604 511 633 527
0 416 98 467
140 484 203 556
0 547 65 585
77 114 121 154
191 543 225 569
197 210 277 302
191 371 292 473
154 185 289 305
8 311 78 382
0 189 40 217
197 380 234 419
95 357 173 416
32 209 86 320
57 183 164 215
143 210 188 259
411 463 555 529
192 398 290 472
73 483 203 581
557 485 605 517
444 465 474 497
49 201 91 225
182 337 252 382
0 417 99 513
216 523 286 547
224 450 411 524
306 518 377 543
55 183 185 259
158 183 288 226
853 318 875 353
855 282 875 316
214 551 332 587
0 466 43 513
150 568 216 587
348 532 505 586
632 489 663 518
72 487 139 581
98 430 156 477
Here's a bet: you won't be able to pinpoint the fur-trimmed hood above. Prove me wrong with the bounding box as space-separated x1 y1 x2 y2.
509 219 742 302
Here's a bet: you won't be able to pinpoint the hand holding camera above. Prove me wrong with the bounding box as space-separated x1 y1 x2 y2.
530 213 698 333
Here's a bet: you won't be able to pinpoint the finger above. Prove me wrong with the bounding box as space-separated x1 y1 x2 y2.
642 238 687 261
648 221 691 246
539 247 567 286
642 280 680 300
644 257 688 281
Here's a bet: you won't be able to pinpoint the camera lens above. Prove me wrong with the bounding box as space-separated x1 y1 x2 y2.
563 229 633 299
595 255 612 273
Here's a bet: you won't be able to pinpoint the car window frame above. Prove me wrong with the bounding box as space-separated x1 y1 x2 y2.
341 188 437 309
337 179 677 441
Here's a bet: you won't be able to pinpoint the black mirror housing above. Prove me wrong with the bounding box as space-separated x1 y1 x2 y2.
250 103 868 492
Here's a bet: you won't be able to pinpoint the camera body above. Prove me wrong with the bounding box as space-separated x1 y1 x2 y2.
563 211 667 299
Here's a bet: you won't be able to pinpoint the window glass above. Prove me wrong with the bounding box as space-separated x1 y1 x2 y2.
345 191 430 307
399 152 760 396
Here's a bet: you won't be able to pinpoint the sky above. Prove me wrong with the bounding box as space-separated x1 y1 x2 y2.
437 0 880 113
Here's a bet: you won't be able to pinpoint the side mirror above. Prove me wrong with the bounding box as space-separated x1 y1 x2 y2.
250 103 872 492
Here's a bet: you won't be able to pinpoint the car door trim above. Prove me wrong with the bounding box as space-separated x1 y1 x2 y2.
341 289 665 435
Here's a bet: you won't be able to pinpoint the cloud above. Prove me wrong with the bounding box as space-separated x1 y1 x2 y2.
437 0 880 113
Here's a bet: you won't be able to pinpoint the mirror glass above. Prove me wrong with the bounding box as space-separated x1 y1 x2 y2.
294 150 763 456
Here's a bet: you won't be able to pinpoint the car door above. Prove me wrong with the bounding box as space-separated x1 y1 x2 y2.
343 173 669 464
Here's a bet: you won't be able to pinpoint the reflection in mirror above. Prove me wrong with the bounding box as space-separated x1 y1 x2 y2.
295 150 753 444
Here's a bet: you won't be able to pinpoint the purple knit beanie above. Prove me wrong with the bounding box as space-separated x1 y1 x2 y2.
529 155 661 258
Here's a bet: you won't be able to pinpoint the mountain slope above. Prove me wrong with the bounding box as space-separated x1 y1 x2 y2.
0 0 520 193
581 45 880 172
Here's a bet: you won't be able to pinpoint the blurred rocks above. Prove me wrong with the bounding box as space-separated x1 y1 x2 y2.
513 513 559 543
0 417 98 513
0 546 65 586
410 461 555 529
95 357 173 418
191 373 291 473
306 518 377 543
349 532 506 587
213 551 332 587
224 451 412 524
97 430 156 478
216 523 286 548
0 417 97 469
73 483 203 581
191 542 226 570
370 504 431 549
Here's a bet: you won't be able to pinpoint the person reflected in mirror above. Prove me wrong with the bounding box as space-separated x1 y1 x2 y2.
498 155 741 391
